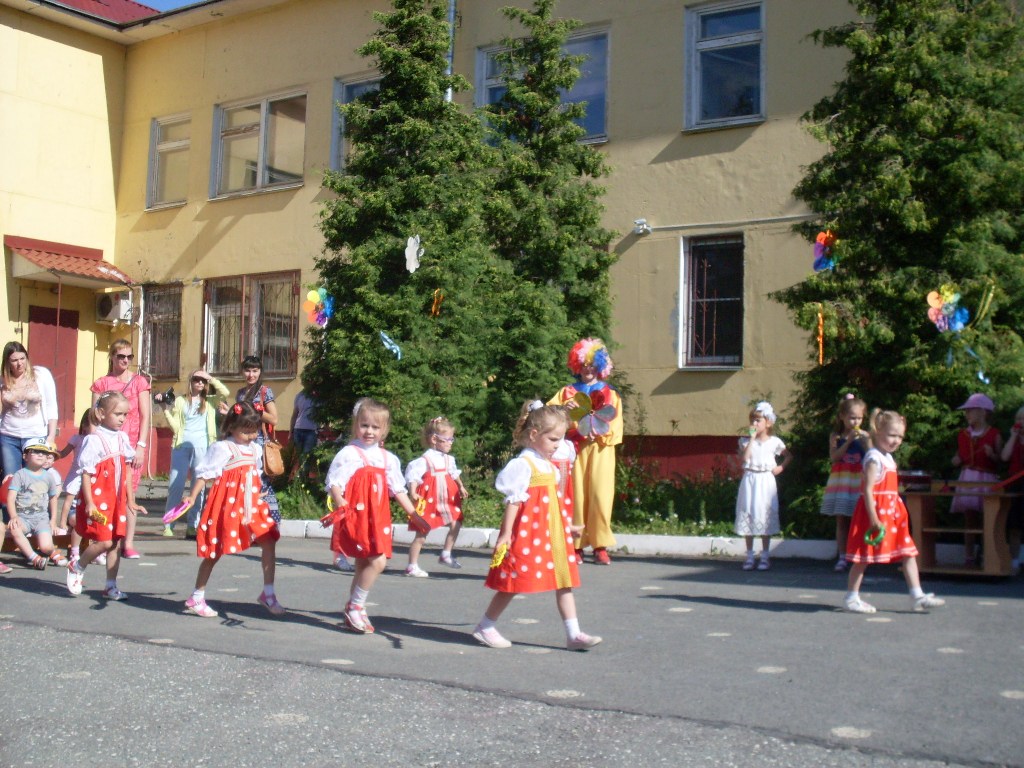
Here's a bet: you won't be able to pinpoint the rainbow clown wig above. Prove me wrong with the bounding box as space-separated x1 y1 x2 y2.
568 338 613 380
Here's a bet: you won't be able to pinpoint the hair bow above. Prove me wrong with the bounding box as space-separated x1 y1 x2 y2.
232 403 243 415
528 400 544 411
253 402 265 413
754 401 776 423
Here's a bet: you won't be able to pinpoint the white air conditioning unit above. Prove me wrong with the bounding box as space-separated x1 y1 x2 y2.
96 291 132 324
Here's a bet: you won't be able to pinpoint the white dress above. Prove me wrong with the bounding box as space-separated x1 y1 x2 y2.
734 436 785 536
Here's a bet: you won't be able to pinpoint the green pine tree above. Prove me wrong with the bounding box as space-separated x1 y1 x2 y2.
774 0 1024 527
308 0 569 466
485 0 616 342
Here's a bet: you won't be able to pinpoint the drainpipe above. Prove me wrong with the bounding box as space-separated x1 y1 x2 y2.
445 0 457 102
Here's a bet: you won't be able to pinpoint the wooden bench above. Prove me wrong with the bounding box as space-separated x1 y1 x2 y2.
2 531 72 554
903 480 1015 577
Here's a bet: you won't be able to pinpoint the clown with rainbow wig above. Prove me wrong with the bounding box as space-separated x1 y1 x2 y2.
547 338 623 564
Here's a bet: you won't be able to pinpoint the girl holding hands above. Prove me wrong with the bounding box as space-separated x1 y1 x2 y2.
65 391 147 599
472 401 601 651
324 398 417 634
181 402 284 618
404 416 468 576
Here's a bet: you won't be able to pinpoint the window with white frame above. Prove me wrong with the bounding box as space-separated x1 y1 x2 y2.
685 2 764 130
679 235 744 367
479 30 608 142
147 115 190 208
203 271 299 377
330 77 381 171
212 93 307 197
142 285 182 379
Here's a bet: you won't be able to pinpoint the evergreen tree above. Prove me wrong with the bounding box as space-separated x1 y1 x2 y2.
774 0 1024 525
308 0 568 465
485 0 616 342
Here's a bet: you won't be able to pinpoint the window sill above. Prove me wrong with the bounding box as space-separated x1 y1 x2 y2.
580 134 609 146
209 181 304 202
678 365 741 372
145 200 187 212
682 115 765 134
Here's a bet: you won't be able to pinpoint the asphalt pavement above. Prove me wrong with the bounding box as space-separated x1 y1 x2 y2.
1 497 1022 767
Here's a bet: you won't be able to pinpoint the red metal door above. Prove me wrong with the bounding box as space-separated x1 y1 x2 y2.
27 306 79 477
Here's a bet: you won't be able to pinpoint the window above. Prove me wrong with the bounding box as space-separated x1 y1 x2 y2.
147 115 190 208
142 285 182 378
685 2 764 130
212 93 307 197
679 236 743 367
203 271 299 377
478 30 608 142
330 77 380 171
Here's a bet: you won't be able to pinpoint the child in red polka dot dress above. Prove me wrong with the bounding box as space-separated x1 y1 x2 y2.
65 391 147 599
472 401 602 651
180 402 284 619
843 408 945 614
324 398 418 634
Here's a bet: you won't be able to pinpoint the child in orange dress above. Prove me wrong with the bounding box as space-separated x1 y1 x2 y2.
950 393 1002 566
180 402 284 618
65 391 147 599
323 398 417 633
404 416 469 576
472 401 601 651
844 409 945 613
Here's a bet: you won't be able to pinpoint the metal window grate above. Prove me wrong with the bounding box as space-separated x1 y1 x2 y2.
143 285 182 378
687 236 743 366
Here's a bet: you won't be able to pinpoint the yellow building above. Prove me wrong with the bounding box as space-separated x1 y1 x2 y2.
1 0 850 473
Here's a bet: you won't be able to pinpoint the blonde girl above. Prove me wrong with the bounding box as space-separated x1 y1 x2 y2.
323 398 417 633
65 391 147 599
404 416 469 576
734 401 791 571
472 401 601 651
181 402 284 618
844 409 944 613
820 394 870 571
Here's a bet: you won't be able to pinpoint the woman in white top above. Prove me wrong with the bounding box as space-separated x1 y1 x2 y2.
0 341 58 477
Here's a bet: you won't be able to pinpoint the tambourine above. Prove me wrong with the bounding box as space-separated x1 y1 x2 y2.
162 498 193 525
864 524 886 547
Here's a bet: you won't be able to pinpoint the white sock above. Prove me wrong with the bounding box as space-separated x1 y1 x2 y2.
263 584 275 597
25 549 39 561
350 585 369 607
192 589 205 601
746 549 754 558
441 549 452 559
105 579 117 590
477 616 496 631
564 617 581 639
845 590 859 602
909 586 925 599
70 546 80 558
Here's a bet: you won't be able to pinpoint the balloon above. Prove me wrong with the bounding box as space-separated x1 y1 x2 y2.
306 290 320 303
926 291 943 309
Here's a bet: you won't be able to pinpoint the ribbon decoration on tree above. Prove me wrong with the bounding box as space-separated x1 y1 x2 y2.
817 303 824 365
405 235 423 274
379 331 402 360
302 288 334 328
813 230 836 272
431 288 444 317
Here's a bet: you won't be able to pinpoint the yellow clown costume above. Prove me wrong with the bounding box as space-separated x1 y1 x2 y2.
548 338 622 556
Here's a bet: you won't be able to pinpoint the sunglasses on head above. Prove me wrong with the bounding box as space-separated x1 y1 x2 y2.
115 353 134 361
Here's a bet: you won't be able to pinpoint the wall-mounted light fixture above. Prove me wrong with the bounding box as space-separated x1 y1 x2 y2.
633 218 652 236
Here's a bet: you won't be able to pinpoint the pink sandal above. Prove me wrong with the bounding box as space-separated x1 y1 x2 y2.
0 562 12 575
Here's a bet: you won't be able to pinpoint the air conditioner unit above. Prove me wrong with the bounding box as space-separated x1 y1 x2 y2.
96 291 132 324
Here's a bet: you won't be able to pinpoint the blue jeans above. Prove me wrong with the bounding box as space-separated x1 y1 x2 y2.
1 433 46 478
292 429 317 454
166 442 205 529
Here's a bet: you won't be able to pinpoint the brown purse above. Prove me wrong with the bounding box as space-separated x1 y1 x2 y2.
263 427 285 477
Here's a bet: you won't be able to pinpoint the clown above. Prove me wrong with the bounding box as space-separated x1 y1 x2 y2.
547 338 623 565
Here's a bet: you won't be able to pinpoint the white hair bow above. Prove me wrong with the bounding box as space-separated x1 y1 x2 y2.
528 400 544 411
755 401 776 422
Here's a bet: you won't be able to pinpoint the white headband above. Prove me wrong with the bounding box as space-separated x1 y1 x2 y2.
754 401 776 423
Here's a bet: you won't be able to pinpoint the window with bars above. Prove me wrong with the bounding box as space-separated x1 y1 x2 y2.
680 236 743 367
143 285 182 378
203 271 299 377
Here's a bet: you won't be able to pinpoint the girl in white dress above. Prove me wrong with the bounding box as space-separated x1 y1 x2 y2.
734 401 791 571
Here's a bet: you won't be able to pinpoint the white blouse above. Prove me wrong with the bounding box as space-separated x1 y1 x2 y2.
195 439 262 480
738 435 786 472
494 448 560 504
78 426 135 474
405 448 462 487
324 441 407 496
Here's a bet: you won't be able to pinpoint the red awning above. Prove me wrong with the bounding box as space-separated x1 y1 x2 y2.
5 235 135 288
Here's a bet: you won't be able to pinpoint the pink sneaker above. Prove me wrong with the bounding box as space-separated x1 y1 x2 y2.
122 548 141 560
472 624 511 648
567 632 603 651
0 562 12 575
185 597 218 618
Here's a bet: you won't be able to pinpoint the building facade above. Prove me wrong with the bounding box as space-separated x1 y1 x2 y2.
1 0 851 474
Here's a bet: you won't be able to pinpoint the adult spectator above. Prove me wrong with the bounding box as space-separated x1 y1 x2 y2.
0 341 58 477
91 338 150 559
290 389 319 455
235 355 280 522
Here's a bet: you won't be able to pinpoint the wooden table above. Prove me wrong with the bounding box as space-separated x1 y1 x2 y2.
903 481 1014 577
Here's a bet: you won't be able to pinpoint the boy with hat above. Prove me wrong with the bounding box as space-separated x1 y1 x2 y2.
5 439 62 569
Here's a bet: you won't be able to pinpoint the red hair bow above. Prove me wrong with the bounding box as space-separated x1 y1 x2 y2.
233 403 243 415
253 402 265 413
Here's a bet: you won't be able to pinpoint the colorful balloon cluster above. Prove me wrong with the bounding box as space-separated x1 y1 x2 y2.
926 285 969 332
303 288 334 328
813 230 836 272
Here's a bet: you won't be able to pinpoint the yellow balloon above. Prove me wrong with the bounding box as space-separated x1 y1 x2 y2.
306 290 320 303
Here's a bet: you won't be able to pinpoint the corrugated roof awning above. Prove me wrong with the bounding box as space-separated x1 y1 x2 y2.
4 235 135 288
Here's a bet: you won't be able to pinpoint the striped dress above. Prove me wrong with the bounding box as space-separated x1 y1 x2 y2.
820 434 867 517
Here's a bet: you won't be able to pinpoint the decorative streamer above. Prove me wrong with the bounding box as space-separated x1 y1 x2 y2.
431 288 444 317
379 331 402 360
817 305 824 365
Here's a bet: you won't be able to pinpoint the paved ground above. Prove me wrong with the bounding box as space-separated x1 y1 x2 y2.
1 501 1022 767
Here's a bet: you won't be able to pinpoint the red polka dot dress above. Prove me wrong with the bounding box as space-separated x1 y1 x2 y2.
846 448 919 564
74 428 133 543
325 443 406 559
486 450 581 594
194 440 279 560
405 450 463 530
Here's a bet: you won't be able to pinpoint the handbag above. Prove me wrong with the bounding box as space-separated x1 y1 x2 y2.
263 427 285 478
